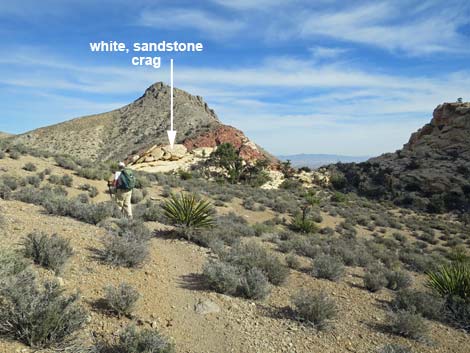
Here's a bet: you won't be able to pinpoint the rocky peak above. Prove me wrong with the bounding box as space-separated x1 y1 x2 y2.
138 82 220 122
405 102 470 150
331 101 470 212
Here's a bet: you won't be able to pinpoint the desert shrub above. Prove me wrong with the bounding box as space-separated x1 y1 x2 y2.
285 253 302 270
9 150 20 159
195 213 256 247
162 193 214 237
291 290 337 330
320 227 335 236
137 200 165 223
0 184 12 200
330 172 347 190
239 268 271 300
43 196 115 224
242 198 256 210
377 344 413 353
0 250 28 277
131 189 144 204
23 162 37 172
22 232 73 274
99 232 149 268
391 289 444 320
112 218 152 240
280 178 303 190
36 171 45 181
77 193 90 204
79 184 99 198
386 270 412 291
393 232 407 243
386 310 428 340
55 155 77 170
26 175 41 188
2 175 19 190
223 242 289 285
178 169 193 180
61 174 73 187
278 235 322 259
48 174 61 185
311 255 344 281
203 261 240 296
252 223 273 237
331 191 347 203
104 282 140 317
364 266 388 292
445 295 470 330
399 250 441 273
77 167 108 180
96 324 174 353
0 271 86 348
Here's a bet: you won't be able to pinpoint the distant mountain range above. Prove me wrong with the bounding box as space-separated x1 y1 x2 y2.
277 154 370 168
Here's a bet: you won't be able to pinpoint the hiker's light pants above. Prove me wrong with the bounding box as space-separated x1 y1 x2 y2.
116 189 133 218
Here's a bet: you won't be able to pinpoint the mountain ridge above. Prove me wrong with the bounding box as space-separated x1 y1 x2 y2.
10 82 270 163
278 154 370 168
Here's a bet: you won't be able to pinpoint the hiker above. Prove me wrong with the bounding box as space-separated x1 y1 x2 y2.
108 162 135 218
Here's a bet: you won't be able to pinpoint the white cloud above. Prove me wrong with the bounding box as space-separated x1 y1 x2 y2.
138 8 244 38
309 46 350 59
2 46 470 154
210 0 291 10
296 1 470 55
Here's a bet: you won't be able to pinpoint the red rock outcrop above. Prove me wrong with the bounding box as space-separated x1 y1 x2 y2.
183 125 268 162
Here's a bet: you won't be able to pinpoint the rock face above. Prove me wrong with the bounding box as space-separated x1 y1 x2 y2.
183 125 269 162
11 82 270 163
331 102 470 212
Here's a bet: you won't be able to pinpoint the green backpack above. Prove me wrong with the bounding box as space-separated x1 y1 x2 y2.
117 169 136 190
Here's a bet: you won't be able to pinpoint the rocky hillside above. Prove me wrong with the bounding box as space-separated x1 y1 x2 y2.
331 102 470 212
11 82 269 163
0 132 12 139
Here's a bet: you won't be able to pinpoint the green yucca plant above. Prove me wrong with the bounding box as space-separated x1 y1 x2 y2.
289 206 318 234
426 262 470 300
162 193 214 234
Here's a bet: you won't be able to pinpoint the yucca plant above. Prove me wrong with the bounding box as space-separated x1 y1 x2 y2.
162 193 214 238
289 206 318 234
426 262 470 300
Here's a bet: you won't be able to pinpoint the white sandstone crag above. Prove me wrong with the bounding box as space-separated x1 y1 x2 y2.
128 144 215 174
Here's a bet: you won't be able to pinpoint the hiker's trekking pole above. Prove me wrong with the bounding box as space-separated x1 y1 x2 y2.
107 184 114 201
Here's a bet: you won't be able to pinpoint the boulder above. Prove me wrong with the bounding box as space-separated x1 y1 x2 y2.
194 299 220 315
162 144 187 160
149 147 164 160
192 147 214 158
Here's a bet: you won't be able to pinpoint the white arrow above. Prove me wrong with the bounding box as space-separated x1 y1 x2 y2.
167 59 177 149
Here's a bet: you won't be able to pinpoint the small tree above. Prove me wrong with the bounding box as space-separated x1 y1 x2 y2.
210 143 243 183
240 159 271 187
280 160 295 178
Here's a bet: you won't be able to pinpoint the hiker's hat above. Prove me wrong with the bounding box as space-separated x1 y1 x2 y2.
118 162 126 168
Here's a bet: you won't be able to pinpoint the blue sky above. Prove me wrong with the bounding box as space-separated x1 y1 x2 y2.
1 0 469 156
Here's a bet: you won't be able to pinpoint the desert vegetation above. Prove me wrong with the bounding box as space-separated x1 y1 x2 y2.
0 141 469 353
